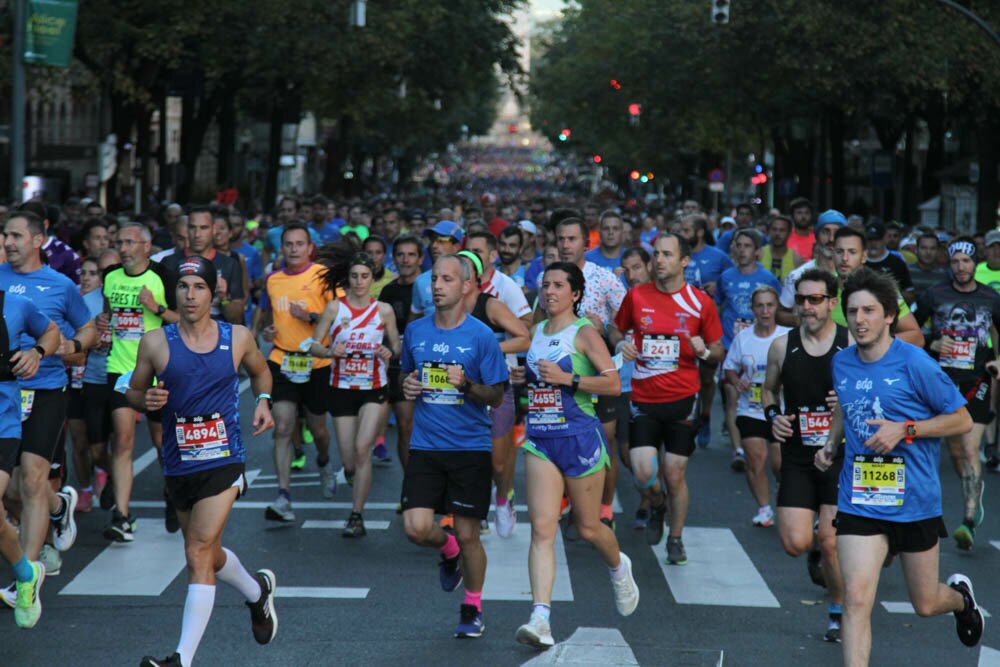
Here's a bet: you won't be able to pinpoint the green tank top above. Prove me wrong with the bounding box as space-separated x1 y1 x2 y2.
103 264 169 374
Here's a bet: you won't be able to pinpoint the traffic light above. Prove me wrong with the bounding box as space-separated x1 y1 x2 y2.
609 79 622 90
751 173 768 185
629 170 640 180
558 128 571 141
628 103 641 116
593 154 603 164
712 0 730 24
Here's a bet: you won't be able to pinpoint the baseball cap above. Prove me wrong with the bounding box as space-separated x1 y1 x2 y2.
865 218 886 240
480 193 498 205
814 209 847 237
423 220 464 244
719 216 737 229
408 208 427 222
517 220 538 236
986 229 1000 247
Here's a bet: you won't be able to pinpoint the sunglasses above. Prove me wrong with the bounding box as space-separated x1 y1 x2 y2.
794 294 832 306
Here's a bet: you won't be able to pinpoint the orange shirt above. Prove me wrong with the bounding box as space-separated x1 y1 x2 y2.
588 227 600 250
262 263 334 368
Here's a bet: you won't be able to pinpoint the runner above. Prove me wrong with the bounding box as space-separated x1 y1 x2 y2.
762 267 849 642
362 236 396 299
0 289 59 627
777 210 845 326
400 254 508 639
612 233 724 565
130 256 277 667
913 237 1000 551
815 267 983 665
508 260 637 648
306 250 401 538
722 286 788 527
410 220 463 320
252 222 336 522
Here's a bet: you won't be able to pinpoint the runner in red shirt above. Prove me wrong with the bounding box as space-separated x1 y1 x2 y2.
611 234 724 566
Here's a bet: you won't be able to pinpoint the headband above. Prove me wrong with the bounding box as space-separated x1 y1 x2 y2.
456 250 483 277
177 255 217 293
948 240 977 260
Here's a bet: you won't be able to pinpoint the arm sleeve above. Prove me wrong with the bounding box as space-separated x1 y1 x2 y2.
410 281 426 314
607 272 627 313
780 270 797 309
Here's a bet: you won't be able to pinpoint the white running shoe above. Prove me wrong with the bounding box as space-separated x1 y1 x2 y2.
318 461 337 499
515 613 555 649
39 544 62 576
52 486 79 551
611 552 639 616
264 496 296 523
752 505 775 527
494 501 516 539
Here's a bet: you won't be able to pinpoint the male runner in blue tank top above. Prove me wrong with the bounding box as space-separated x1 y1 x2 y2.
128 257 277 667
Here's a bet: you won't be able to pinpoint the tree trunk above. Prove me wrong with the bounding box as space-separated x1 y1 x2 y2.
136 106 153 209
264 102 283 209
177 88 223 204
829 107 846 211
217 94 236 188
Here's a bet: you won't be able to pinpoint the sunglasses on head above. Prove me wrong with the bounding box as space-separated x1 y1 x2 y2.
794 294 832 306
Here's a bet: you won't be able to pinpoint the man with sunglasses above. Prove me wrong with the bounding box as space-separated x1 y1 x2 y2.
914 237 1000 551
763 268 849 642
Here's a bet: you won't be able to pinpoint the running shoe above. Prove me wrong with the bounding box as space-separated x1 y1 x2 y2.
52 486 78 551
373 441 392 464
94 467 108 502
646 503 666 546
633 508 648 530
807 548 826 587
824 616 842 643
494 501 516 539
516 613 555 649
666 537 688 565
76 488 93 513
947 573 984 647
454 603 485 638
439 554 463 592
164 492 179 534
139 653 182 666
14 561 44 629
611 553 639 616
103 508 134 543
301 425 314 445
730 449 747 472
99 477 115 510
696 417 711 448
954 521 975 551
318 460 337 499
2 581 16 608
974 481 985 527
264 496 296 523
600 516 616 531
246 569 278 645
39 544 61 576
480 519 491 535
343 512 367 538
752 505 774 527
290 450 306 470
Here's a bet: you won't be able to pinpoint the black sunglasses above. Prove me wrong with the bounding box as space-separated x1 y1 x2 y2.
794 294 832 306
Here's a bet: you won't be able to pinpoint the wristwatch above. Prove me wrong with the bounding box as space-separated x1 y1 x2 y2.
156 304 167 316
904 420 917 444
460 379 472 394
72 339 83 354
33 345 45 358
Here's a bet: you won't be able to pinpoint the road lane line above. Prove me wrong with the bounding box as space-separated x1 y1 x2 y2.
882 600 990 617
302 519 391 530
655 527 779 608
60 519 185 596
276 586 369 599
132 448 158 477
521 627 638 666
482 525 572 601
979 646 1000 667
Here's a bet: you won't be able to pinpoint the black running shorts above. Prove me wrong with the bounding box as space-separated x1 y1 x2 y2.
736 416 773 441
0 438 18 475
165 462 247 512
328 387 387 418
20 388 67 463
107 373 162 422
629 396 698 457
958 376 993 425
401 450 492 520
82 381 113 443
267 361 330 415
835 511 947 555
777 457 840 510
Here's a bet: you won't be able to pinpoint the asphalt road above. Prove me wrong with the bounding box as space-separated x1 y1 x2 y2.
5 388 998 667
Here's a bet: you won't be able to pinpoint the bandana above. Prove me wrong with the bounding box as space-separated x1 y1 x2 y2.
948 240 977 260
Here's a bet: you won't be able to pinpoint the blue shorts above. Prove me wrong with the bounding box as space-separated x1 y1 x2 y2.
523 426 610 478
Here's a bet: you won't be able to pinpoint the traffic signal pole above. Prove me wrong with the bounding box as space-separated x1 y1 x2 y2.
10 0 26 200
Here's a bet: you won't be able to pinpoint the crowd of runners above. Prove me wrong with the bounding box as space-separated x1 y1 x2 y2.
0 187 991 666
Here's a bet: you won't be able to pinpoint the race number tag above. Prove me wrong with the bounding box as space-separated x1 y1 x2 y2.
798 408 832 447
527 382 565 426
70 365 85 390
175 412 230 462
641 334 680 372
280 352 314 384
748 383 763 411
733 318 753 338
851 455 905 506
97 326 113 355
20 389 35 423
421 362 463 405
336 352 375 389
939 333 976 371
112 307 145 341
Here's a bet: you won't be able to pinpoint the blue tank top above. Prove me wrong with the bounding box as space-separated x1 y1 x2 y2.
159 322 243 476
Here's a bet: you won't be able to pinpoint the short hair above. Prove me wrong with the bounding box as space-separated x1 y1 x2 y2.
81 256 100 271
437 254 474 282
734 228 763 249
187 205 213 224
654 232 691 259
548 208 582 233
841 267 899 333
834 225 867 250
81 219 109 240
751 285 780 306
362 236 387 254
6 210 45 236
278 196 300 210
735 202 755 215
281 221 313 244
542 261 586 316
789 197 813 213
599 210 622 226
768 214 792 231
794 268 839 296
466 230 498 252
554 216 587 238
498 225 523 243
622 247 650 264
392 234 422 255
916 232 939 248
118 222 152 242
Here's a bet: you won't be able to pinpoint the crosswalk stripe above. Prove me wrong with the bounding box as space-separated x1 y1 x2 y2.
655 527 779 608
60 519 185 596
521 627 638 666
482 526 573 601
254 481 321 488
980 646 1000 667
882 600 991 617
302 519 391 530
276 586 368 599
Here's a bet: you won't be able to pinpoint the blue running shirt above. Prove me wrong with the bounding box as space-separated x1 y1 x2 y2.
0 293 52 438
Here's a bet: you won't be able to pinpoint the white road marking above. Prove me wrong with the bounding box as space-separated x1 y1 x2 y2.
253 481 321 488
655 527 779 608
482 525 573 601
521 627 638 666
60 519 184 596
275 586 368 599
132 448 158 477
302 519 391 530
979 646 1000 667
882 600 990 617
131 500 401 510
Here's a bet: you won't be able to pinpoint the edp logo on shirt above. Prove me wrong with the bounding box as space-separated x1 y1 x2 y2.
433 342 450 355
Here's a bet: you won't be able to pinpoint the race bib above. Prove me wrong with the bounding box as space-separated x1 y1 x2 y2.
421 362 463 405
733 318 753 338
641 334 680 372
280 352 313 384
97 326 113 355
175 412 231 462
70 365 85 390
851 455 905 506
527 382 565 425
798 408 831 447
112 307 145 342
336 352 375 389
939 333 976 371
748 383 763 411
20 389 35 423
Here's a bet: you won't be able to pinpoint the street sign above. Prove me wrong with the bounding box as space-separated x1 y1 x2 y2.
708 168 724 183
23 0 79 68
709 182 724 192
98 138 117 182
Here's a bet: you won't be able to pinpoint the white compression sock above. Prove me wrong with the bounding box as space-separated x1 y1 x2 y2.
215 547 262 602
176 584 215 667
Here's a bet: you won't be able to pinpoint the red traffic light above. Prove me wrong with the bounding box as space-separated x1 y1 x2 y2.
560 128 571 137
628 103 641 116
751 173 768 185
593 154 602 164
610 79 622 90
629 170 640 180
508 124 518 134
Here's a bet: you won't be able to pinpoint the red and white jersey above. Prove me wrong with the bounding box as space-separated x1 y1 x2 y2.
328 298 387 390
614 282 723 403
